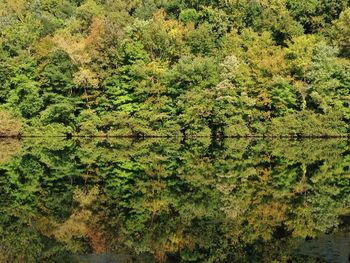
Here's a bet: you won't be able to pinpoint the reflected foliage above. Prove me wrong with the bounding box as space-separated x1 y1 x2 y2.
0 138 349 262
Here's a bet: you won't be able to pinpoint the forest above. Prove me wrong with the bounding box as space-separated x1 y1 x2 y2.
0 0 350 138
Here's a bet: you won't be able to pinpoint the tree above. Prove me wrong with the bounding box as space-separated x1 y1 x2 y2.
6 75 43 119
331 8 350 57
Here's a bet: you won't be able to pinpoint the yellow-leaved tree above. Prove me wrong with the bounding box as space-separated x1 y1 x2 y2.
0 111 22 137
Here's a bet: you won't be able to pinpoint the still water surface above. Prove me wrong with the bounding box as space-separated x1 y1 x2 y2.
0 138 349 263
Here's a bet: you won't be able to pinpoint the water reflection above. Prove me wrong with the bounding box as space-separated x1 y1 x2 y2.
0 138 349 262
298 233 350 263
0 139 22 164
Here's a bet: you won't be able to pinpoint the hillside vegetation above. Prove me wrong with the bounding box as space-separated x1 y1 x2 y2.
0 0 350 137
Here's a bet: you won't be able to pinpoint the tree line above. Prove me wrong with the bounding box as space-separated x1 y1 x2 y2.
0 0 350 137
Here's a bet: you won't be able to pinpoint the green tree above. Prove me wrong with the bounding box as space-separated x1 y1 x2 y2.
331 8 350 57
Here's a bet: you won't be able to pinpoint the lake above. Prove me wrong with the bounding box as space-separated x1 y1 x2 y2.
0 138 349 263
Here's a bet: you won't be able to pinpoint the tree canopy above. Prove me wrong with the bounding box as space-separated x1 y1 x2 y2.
0 0 349 137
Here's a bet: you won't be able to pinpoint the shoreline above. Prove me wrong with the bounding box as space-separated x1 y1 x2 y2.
1 135 349 139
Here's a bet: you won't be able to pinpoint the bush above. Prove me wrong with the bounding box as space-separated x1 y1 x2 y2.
0 111 22 137
268 110 347 137
23 120 73 137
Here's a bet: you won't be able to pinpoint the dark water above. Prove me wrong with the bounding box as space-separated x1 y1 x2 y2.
0 138 349 263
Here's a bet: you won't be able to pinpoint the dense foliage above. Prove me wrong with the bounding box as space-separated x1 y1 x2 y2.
0 0 350 137
0 138 349 262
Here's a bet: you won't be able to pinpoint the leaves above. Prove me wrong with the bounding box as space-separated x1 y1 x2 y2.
0 0 349 137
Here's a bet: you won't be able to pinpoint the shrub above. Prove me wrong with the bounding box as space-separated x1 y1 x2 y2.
268 110 347 137
0 111 22 137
